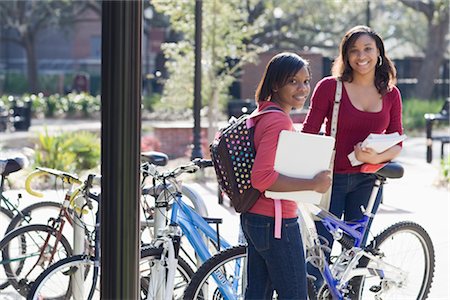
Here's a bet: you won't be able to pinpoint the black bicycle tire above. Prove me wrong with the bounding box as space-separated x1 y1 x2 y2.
183 245 247 300
0 205 14 235
0 224 73 297
0 205 14 225
6 201 63 233
0 206 14 289
140 246 195 300
27 254 90 300
28 247 195 300
353 221 435 300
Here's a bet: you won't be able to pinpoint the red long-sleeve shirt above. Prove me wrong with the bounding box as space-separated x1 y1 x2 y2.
248 101 298 218
302 77 403 174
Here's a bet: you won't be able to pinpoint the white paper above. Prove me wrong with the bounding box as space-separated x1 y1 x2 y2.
265 131 335 204
348 132 407 166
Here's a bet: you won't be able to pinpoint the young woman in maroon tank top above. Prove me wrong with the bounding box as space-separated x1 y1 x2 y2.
302 25 403 291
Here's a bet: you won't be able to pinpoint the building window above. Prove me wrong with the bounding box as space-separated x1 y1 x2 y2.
90 36 101 58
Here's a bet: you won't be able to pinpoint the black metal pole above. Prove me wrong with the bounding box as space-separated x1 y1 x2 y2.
366 0 371 27
101 1 141 299
191 0 203 160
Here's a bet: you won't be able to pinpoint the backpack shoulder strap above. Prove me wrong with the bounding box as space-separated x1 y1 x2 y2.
247 106 285 129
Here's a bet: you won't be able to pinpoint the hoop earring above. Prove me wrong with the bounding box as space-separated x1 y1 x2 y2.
378 56 382 67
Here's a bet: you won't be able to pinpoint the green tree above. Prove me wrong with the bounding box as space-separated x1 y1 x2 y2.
0 0 86 93
247 0 448 100
398 0 449 99
152 0 266 141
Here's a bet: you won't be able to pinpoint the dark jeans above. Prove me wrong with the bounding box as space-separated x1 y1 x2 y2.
307 172 383 290
241 213 307 300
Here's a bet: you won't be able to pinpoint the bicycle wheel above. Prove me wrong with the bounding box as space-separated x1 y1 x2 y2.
354 221 435 300
140 246 194 300
6 201 64 233
27 255 95 300
0 206 14 289
183 245 247 300
28 246 195 300
0 206 14 236
0 224 72 297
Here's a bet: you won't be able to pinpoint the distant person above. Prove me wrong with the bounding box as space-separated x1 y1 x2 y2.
241 52 331 299
302 25 403 291
72 73 89 93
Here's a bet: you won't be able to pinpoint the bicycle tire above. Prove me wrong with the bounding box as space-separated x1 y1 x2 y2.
183 245 247 300
28 246 195 300
140 246 195 300
353 221 435 300
6 201 63 233
0 224 72 297
0 206 14 235
0 206 14 289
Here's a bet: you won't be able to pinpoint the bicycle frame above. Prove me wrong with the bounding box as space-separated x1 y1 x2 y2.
147 168 234 300
298 176 405 300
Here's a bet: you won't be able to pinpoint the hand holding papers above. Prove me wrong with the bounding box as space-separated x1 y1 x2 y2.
265 131 335 204
347 132 407 167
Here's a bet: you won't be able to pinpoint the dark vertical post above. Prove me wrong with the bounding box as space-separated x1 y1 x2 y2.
426 117 433 163
191 0 203 160
101 1 141 299
366 0 371 27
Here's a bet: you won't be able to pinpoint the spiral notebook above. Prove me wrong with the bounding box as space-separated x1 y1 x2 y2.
265 130 335 204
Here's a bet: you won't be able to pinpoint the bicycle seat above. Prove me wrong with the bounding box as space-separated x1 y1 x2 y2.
361 162 404 179
141 151 169 166
0 155 28 176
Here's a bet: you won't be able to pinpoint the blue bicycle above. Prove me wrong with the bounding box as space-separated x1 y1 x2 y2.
183 162 435 300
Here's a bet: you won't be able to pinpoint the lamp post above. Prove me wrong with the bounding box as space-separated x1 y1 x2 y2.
191 0 203 159
144 7 153 96
273 7 284 50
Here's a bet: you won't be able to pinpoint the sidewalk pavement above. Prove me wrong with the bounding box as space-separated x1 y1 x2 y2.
1 119 449 299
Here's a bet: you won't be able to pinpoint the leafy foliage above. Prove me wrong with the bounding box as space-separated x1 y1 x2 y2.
402 98 445 131
152 0 265 113
34 130 100 172
1 93 100 118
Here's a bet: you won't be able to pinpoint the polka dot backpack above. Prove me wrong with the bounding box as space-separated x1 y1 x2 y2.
210 106 284 213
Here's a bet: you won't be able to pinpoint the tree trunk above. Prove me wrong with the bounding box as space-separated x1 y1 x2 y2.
414 11 449 100
23 33 39 94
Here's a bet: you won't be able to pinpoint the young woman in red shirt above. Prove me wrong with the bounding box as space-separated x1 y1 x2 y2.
241 52 331 299
302 25 403 292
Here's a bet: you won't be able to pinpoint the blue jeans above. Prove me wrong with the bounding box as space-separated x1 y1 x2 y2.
307 173 383 290
241 213 307 300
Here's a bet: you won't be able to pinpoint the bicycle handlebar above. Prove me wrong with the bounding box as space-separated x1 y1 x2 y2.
141 158 213 180
25 167 82 198
25 168 100 215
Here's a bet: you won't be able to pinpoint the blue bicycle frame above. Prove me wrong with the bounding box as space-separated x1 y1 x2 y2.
169 192 232 262
310 175 382 300
170 192 244 299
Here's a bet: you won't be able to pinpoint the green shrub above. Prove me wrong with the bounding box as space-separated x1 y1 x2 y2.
34 130 100 172
142 93 162 112
441 155 450 184
402 99 445 131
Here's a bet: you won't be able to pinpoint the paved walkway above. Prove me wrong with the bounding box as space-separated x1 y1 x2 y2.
1 119 449 299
